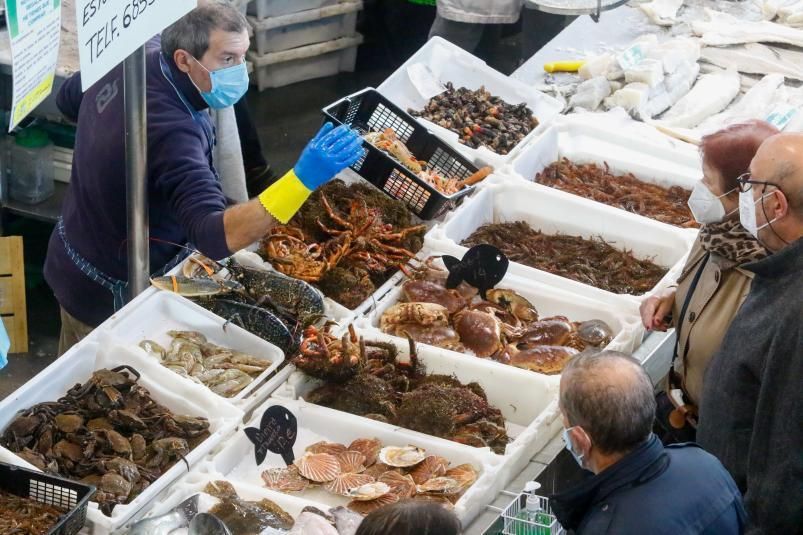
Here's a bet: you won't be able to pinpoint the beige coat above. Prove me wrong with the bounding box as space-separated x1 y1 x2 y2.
672 237 754 406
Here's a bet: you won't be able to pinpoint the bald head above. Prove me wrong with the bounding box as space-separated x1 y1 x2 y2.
560 351 655 455
751 133 803 215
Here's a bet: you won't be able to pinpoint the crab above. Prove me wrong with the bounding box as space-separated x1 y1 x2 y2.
261 227 336 283
452 308 504 358
379 302 463 351
293 325 364 382
400 279 468 314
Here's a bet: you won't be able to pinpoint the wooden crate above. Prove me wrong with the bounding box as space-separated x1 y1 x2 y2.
0 236 28 354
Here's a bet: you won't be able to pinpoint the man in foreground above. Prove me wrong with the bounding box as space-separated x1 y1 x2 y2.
551 350 745 534
697 133 803 533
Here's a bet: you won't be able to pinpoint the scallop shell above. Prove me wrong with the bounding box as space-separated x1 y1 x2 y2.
306 441 347 456
408 455 448 485
348 438 382 466
347 492 400 515
337 451 366 474
416 476 462 495
261 466 309 493
444 463 478 490
324 473 376 497
378 471 417 499
378 446 427 468
363 462 397 479
295 452 341 483
412 494 455 510
346 482 392 501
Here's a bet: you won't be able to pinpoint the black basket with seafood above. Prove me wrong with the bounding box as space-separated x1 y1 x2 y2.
323 88 486 219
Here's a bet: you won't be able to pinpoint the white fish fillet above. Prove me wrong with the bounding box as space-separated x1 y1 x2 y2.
701 42 803 81
658 68 741 128
642 61 700 119
569 77 612 111
693 8 803 46
696 74 785 134
604 83 651 115
640 0 684 26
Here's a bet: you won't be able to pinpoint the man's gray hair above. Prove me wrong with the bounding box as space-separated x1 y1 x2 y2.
560 350 656 455
161 1 248 60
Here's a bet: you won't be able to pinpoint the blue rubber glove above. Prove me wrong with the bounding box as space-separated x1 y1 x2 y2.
293 122 366 190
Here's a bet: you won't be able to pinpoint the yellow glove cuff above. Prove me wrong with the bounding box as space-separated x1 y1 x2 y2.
258 170 312 224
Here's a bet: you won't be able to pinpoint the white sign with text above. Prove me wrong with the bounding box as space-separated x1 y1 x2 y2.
75 0 196 91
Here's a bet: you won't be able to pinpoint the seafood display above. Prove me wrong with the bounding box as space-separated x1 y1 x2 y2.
138 331 272 398
259 180 426 309
363 128 493 195
410 83 539 154
0 367 211 515
376 258 614 373
0 489 67 535
462 222 668 294
261 439 478 515
535 159 696 228
293 325 510 452
204 480 295 532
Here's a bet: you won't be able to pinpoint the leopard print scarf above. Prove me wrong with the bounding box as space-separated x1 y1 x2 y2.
698 218 768 265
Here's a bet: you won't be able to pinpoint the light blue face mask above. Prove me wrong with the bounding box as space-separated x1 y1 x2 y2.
562 427 585 468
0 319 10 369
192 56 249 109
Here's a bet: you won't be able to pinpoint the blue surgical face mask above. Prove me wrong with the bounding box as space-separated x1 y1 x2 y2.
562 427 585 468
192 56 249 109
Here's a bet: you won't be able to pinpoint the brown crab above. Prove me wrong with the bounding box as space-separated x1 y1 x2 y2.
379 303 463 351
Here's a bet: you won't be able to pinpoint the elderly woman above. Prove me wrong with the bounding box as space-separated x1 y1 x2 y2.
640 120 779 441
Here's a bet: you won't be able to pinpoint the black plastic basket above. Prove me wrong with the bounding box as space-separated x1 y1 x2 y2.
0 462 95 535
323 88 480 219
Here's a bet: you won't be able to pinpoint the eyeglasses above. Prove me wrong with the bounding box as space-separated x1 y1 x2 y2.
736 172 781 193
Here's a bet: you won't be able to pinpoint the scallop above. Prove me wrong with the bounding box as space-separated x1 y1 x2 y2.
348 438 382 466
363 462 397 480
261 466 309 493
378 446 427 468
416 476 462 495
346 482 392 501
409 455 448 485
325 473 376 497
337 451 367 474
347 492 400 515
412 494 455 510
306 441 347 456
378 471 417 499
295 452 341 483
577 319 614 347
444 463 478 490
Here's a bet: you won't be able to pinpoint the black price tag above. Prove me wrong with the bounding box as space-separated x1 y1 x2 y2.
244 405 298 466
443 244 509 299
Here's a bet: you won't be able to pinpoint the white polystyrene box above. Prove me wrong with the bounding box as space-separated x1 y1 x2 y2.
248 0 340 20
377 37 563 169
198 398 502 527
0 338 243 533
100 291 289 413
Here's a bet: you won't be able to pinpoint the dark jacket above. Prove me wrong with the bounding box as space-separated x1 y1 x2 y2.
44 42 231 326
697 237 803 535
551 435 746 534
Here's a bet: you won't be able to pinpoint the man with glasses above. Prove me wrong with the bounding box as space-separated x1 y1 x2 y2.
697 133 803 533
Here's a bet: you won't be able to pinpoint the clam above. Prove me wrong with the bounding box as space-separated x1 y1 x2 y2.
577 319 614 347
325 473 376 497
378 446 427 468
346 481 392 501
416 476 462 495
294 452 341 483
348 438 382 466
337 451 366 474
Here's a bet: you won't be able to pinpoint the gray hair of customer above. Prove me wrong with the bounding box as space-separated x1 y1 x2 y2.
560 350 656 455
355 500 462 535
161 0 248 59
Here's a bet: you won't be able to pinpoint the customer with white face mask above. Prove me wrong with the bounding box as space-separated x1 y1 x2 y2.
638 121 778 442
550 350 745 534
697 133 803 534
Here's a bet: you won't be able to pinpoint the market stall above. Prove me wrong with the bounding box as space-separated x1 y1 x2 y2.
2 0 802 533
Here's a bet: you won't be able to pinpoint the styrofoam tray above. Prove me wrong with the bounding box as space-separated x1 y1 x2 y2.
273 326 564 492
0 338 243 533
248 0 340 20
429 182 695 299
198 398 502 526
376 37 563 169
99 291 288 412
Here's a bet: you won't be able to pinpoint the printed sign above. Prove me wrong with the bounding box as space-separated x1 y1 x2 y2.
616 43 646 71
766 103 798 131
442 244 509 299
245 405 298 466
75 0 197 91
5 0 62 131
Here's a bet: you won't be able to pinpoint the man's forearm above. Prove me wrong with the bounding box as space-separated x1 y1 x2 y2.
222 198 277 253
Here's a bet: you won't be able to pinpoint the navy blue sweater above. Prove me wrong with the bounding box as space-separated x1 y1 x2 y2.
44 45 231 327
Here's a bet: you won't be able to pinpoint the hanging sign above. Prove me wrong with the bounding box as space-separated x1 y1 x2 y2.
75 0 197 91
5 0 62 131
442 244 509 299
245 405 298 466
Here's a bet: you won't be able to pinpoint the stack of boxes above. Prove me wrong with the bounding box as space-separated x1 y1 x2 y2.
245 0 364 91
